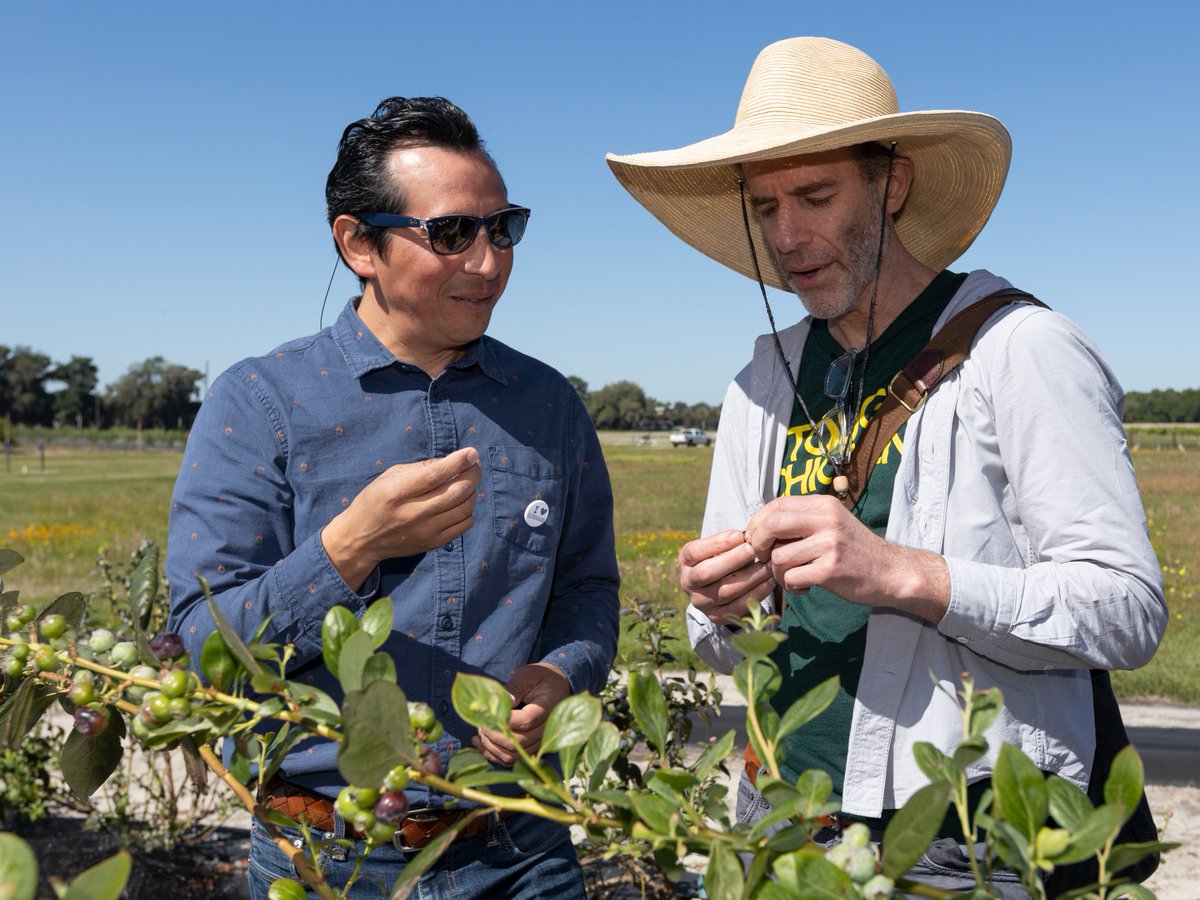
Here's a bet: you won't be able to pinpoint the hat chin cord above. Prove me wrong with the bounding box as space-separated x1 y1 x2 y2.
737 142 896 499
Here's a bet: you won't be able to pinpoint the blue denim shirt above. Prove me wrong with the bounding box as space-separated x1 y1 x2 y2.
166 299 620 798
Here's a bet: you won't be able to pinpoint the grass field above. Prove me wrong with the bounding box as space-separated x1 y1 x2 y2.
2 438 1197 702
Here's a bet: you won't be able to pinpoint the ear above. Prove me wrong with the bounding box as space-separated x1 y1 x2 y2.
883 155 916 215
332 215 379 281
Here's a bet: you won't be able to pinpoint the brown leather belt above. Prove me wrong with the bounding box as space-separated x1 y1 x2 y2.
743 745 839 829
261 775 512 850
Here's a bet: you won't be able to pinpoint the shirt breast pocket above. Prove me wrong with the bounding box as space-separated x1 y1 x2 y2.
489 446 565 554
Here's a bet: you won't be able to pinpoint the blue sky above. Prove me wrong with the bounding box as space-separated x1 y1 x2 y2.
2 1 1196 406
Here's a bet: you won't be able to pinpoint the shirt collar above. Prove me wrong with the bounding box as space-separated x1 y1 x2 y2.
331 298 508 386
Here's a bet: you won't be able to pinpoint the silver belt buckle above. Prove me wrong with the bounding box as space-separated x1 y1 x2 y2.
391 812 444 853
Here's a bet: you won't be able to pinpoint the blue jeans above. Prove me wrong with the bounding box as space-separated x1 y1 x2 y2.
736 770 1032 899
247 810 585 899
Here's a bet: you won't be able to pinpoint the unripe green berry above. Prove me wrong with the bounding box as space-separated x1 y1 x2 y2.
87 629 117 653
160 668 191 698
168 696 192 719
4 614 24 633
842 821 871 851
68 680 97 706
110 641 139 668
364 818 397 845
145 692 173 723
39 614 67 640
10 644 28 663
130 715 152 744
33 645 60 672
267 879 308 900
861 874 894 899
335 786 363 822
384 765 410 792
2 654 24 678
408 701 436 732
124 665 157 703
844 846 877 883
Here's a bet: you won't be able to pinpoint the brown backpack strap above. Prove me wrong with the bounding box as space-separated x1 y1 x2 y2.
840 289 1046 508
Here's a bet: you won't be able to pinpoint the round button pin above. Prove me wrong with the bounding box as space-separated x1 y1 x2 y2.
524 499 550 528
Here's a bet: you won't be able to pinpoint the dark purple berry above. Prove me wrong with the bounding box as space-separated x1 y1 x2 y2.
373 790 410 824
149 632 186 661
74 706 111 736
422 749 442 777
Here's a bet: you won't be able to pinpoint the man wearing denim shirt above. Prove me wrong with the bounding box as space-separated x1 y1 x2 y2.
167 97 618 899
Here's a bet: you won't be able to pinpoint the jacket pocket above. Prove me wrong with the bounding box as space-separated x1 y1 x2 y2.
489 446 565 554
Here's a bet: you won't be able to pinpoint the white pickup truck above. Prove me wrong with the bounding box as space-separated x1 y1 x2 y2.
668 427 712 447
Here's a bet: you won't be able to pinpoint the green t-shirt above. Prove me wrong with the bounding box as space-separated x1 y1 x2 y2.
771 270 965 807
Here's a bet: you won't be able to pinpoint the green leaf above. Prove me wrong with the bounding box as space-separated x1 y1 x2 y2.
286 681 343 726
1112 885 1158 900
732 658 782 706
730 629 785 659
540 692 601 756
584 721 621 791
320 605 358 675
966 685 1003 739
61 850 132 900
704 841 745 900
451 673 512 732
1046 774 1093 832
0 548 25 576
992 742 1048 842
628 669 669 755
1107 839 1179 877
0 678 57 750
360 597 393 649
629 792 675 833
0 832 38 900
911 741 955 785
791 768 836 819
691 729 735 782
1055 804 1126 865
646 767 699 806
338 680 416 786
1104 745 1144 817
128 543 160 632
336 630 375 694
777 676 838 740
202 577 264 677
61 708 127 797
951 736 988 771
881 780 953 879
772 852 856 897
362 650 397 687
200 630 241 693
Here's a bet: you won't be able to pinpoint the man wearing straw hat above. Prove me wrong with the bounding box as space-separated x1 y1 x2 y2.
608 37 1165 893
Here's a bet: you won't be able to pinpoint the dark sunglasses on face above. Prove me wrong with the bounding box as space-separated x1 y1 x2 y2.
360 206 531 255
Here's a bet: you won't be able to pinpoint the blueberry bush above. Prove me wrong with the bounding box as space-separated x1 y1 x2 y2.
0 546 1177 899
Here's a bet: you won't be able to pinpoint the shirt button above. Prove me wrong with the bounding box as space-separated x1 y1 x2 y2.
439 700 449 715
956 635 970 644
443 542 454 552
440 616 453 631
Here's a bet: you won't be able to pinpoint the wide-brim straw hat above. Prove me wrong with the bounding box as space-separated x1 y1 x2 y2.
606 37 1011 291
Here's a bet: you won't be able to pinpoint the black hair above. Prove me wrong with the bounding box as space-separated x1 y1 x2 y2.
325 96 498 262
852 141 896 184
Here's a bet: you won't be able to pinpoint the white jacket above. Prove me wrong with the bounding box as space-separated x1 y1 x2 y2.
688 270 1166 817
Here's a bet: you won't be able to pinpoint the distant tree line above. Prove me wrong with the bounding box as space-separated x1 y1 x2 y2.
1121 388 1200 423
0 345 203 431
5 344 1194 433
567 377 720 431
